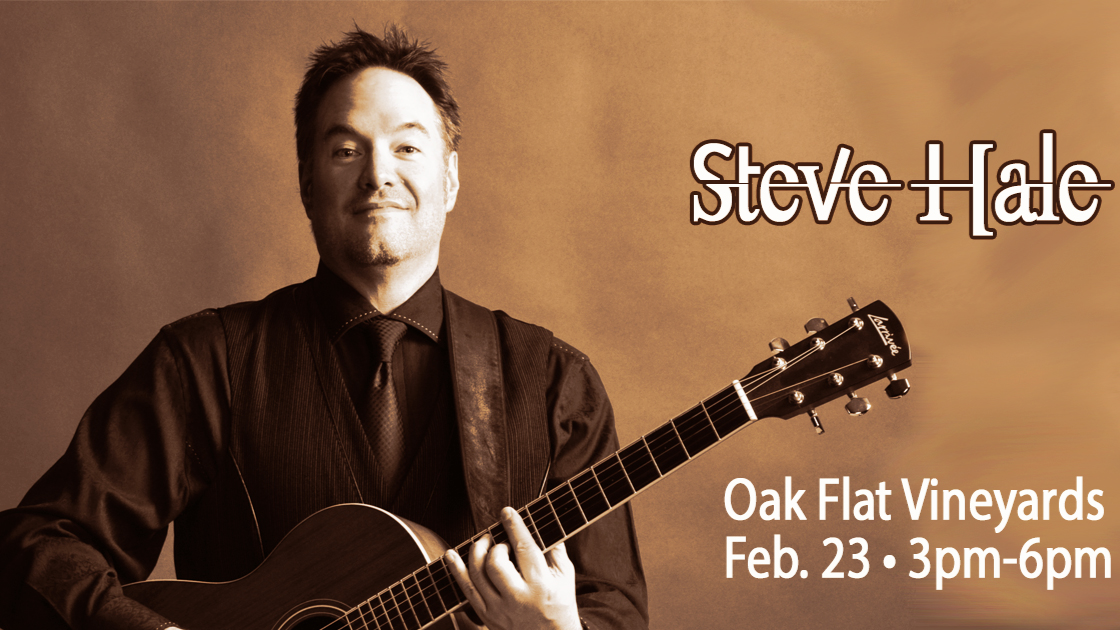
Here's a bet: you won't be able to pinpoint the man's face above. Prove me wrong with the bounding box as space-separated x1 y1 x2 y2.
301 67 459 273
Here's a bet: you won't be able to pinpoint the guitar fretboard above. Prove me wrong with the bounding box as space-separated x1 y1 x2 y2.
330 380 756 630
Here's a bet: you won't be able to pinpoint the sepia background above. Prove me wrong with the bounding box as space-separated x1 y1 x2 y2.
2 2 1117 628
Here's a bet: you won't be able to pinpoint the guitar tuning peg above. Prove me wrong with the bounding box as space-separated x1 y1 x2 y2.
847 297 860 312
807 408 824 435
804 318 828 334
885 372 911 398
844 392 872 416
769 337 790 354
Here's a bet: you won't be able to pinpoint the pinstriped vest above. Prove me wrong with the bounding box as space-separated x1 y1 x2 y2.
172 280 554 582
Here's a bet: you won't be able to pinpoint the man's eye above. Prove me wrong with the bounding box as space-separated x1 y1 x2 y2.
399 145 418 154
333 148 358 158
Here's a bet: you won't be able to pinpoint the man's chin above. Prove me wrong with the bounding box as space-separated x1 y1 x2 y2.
343 242 401 267
364 250 402 267
372 235 418 265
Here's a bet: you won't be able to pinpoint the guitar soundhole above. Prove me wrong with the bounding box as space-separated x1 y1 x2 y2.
287 616 335 630
277 601 347 630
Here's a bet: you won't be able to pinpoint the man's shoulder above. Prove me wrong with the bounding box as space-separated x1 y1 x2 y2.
159 280 310 344
443 288 589 364
214 280 309 319
545 336 589 364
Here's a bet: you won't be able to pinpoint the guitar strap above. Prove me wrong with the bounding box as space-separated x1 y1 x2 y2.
443 290 554 531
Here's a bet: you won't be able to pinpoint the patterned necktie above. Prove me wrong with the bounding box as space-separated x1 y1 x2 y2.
365 317 409 490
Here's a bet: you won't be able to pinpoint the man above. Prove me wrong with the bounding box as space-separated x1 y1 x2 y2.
0 26 648 630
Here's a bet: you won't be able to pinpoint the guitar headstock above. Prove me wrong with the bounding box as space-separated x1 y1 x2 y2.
739 298 912 433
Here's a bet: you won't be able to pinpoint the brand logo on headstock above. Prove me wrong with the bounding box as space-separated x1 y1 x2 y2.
868 314 901 356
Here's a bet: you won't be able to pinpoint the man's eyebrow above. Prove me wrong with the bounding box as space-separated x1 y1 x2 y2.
321 122 431 141
394 121 431 135
323 123 360 141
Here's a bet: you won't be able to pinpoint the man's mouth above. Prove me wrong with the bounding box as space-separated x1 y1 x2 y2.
352 200 408 215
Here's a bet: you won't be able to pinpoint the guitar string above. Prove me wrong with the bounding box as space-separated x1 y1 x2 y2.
604 323 869 519
339 595 366 630
319 321 867 630
653 358 794 452
534 331 837 542
324 564 421 630
701 321 858 421
423 325 852 629
397 565 440 630
322 346 851 630
321 527 492 630
574 322 863 526
317 480 623 630
320 397 809 630
334 570 404 630
681 337 824 424
414 565 445 624
398 576 423 628
671 338 822 435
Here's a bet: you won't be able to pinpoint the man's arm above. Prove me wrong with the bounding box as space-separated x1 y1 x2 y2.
543 341 649 629
0 314 228 630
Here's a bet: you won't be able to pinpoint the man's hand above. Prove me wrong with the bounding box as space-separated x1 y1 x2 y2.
446 507 581 630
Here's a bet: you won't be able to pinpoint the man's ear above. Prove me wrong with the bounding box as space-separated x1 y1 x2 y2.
299 163 313 217
444 151 460 213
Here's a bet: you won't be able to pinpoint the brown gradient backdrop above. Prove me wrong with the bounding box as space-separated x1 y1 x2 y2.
2 2 1117 628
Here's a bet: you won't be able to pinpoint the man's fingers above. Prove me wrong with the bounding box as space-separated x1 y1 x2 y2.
452 526 580 630
444 549 487 618
466 535 501 604
484 538 531 598
499 506 547 581
546 540 575 574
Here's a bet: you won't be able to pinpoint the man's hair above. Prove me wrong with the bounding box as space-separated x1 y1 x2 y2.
294 25 461 175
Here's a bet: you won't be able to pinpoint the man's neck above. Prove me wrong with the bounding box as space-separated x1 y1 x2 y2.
324 252 438 314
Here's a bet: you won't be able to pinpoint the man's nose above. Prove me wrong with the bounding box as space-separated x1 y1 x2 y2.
359 148 397 190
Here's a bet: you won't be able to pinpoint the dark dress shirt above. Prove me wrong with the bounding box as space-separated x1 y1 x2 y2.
322 263 447 458
0 266 648 630
316 265 479 546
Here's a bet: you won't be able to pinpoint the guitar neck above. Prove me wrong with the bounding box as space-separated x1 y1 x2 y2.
334 300 912 630
332 386 756 630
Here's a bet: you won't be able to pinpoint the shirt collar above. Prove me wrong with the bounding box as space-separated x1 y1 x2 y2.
312 262 444 344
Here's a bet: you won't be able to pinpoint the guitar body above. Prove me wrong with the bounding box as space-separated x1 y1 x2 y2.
125 504 462 630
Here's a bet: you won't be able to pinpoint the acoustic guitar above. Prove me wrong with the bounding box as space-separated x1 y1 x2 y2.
124 298 912 630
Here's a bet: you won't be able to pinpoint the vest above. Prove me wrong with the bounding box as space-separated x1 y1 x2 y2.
172 280 554 581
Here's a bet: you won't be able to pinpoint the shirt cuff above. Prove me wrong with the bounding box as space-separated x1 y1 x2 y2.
91 595 176 630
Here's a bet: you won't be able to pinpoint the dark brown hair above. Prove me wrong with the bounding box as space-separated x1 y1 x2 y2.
294 25 461 176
